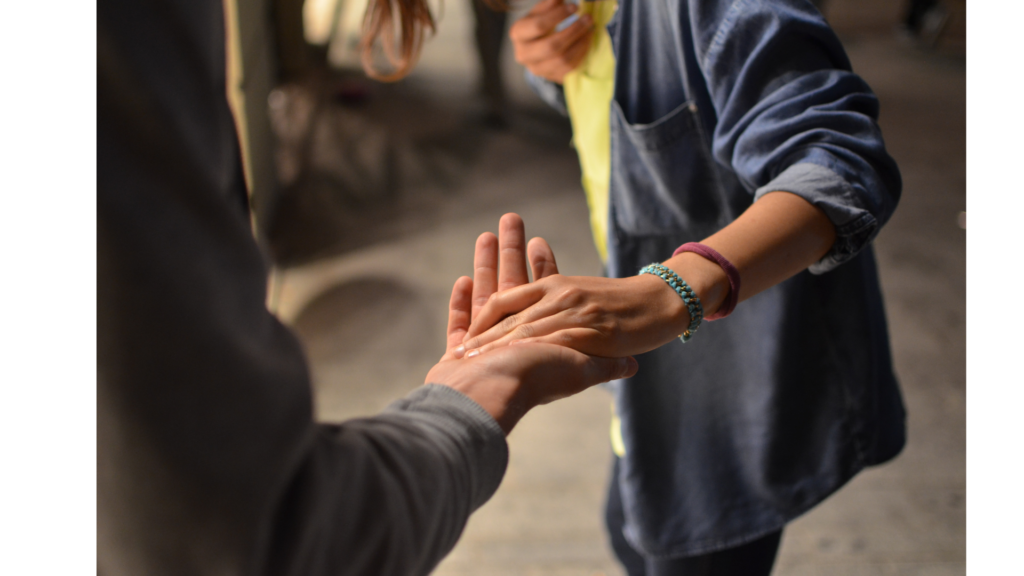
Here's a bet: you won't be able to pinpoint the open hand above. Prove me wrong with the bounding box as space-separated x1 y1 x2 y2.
430 213 637 433
454 272 691 359
439 213 561 361
444 214 702 359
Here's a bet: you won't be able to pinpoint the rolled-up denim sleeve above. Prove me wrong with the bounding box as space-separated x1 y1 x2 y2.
525 70 569 116
689 0 901 273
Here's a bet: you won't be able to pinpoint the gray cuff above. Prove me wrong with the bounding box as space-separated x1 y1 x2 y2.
754 162 878 274
384 384 508 511
524 70 569 117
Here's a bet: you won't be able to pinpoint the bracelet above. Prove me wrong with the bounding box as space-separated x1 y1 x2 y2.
639 263 703 343
671 242 740 321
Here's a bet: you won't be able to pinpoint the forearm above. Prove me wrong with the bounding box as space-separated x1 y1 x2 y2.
691 0 900 275
257 386 507 576
661 191 837 320
456 197 836 357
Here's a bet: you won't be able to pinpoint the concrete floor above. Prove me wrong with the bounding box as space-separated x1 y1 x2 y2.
265 4 965 574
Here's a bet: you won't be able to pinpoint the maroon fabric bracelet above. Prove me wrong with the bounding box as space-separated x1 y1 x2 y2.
671 242 741 321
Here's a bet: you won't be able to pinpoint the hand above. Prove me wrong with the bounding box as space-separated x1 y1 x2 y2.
431 214 637 433
451 191 839 360
454 272 692 359
427 342 637 434
510 0 594 84
441 213 561 361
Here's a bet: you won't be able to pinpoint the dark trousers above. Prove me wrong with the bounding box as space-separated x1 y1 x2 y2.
469 0 507 115
605 457 783 576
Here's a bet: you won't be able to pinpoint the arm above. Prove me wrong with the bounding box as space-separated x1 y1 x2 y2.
656 190 839 326
457 5 900 358
98 3 632 576
433 214 634 432
457 194 834 358
688 0 901 271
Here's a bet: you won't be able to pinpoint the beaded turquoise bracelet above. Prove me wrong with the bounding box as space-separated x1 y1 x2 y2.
639 263 704 342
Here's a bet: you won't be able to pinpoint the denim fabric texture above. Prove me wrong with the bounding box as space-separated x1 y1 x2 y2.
527 0 905 559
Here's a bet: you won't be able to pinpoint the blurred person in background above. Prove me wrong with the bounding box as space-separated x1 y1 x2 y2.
97 0 637 574
429 0 905 573
903 0 941 36
273 0 314 81
272 0 511 124
471 0 512 126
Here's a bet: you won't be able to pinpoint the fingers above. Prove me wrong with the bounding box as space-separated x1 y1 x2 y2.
463 281 546 341
509 0 594 84
582 353 639 385
498 213 529 291
472 232 498 322
527 237 559 279
444 276 474 358
525 344 639 406
464 307 575 357
512 0 578 42
514 16 593 66
525 28 593 83
553 345 638 388
509 327 604 355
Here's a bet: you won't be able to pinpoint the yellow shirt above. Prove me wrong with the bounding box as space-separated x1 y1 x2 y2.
563 0 618 263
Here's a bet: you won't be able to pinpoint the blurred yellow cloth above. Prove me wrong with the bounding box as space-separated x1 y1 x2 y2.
563 0 625 457
563 0 617 264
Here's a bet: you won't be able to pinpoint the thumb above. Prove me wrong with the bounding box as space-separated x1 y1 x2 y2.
581 354 639 385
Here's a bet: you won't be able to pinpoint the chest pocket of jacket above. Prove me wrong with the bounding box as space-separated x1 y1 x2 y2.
609 99 731 239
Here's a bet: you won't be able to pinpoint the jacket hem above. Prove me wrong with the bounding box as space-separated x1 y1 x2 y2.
622 459 867 559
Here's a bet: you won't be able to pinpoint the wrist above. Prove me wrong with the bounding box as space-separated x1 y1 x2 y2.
661 253 730 321
430 363 526 435
630 273 693 343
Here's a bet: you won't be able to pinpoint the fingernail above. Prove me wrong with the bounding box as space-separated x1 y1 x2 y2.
626 356 638 375
567 3 578 12
581 14 593 25
453 345 466 358
467 349 481 358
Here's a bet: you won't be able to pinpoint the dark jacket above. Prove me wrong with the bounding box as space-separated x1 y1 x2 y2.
98 1 507 573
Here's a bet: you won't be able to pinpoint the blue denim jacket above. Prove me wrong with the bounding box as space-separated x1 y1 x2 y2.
527 0 905 558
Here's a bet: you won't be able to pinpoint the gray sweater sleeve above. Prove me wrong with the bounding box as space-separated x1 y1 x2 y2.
262 386 508 576
98 0 507 574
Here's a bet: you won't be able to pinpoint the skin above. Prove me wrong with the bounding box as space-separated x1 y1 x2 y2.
425 214 638 434
453 192 836 359
510 0 595 83
439 5 839 398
